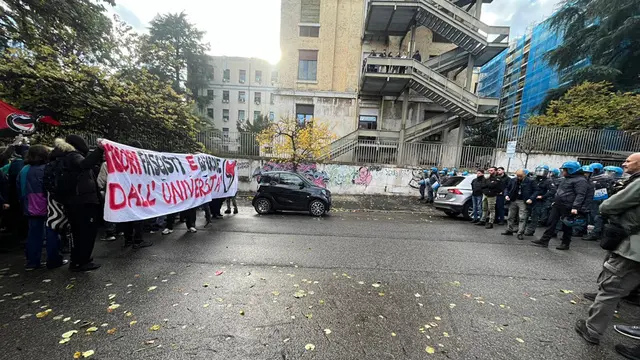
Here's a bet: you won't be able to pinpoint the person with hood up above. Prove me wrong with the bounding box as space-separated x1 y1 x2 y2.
18 145 66 270
531 161 588 250
58 135 104 272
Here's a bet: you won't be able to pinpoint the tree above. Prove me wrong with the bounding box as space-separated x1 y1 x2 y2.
528 82 640 130
464 116 503 147
237 114 271 133
141 12 212 107
540 0 640 109
256 118 336 171
0 0 116 63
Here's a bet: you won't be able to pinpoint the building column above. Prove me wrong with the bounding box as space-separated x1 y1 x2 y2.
409 25 416 54
475 0 482 18
397 90 410 165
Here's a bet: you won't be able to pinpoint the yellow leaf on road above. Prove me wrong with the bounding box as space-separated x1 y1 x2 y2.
86 327 98 333
391 332 397 337
59 338 70 344
62 330 78 339
443 332 450 337
150 324 161 331
82 350 95 358
305 344 315 351
378 292 385 296
570 300 577 304
426 346 435 354
560 289 573 294
434 316 441 321
129 321 137 326
203 304 210 308
324 329 332 335
107 328 117 335
449 303 456 309
516 338 525 343
73 352 82 359
271 291 280 296
148 286 157 291
108 294 116 300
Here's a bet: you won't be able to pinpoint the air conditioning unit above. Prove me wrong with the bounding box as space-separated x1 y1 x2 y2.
255 101 261 105
239 80 245 84
222 99 229 103
223 117 229 122
239 99 245 103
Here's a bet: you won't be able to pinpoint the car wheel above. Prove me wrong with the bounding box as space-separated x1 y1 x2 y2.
462 201 473 220
254 198 272 215
444 210 460 218
309 199 326 217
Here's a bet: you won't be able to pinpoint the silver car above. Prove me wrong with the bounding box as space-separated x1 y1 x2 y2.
433 175 475 219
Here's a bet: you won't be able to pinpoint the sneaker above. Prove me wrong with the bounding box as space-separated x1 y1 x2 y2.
188 227 197 233
574 319 599 345
161 228 173 235
485 223 493 229
556 243 570 250
204 220 212 228
225 209 231 214
70 262 101 272
233 208 238 214
501 231 514 236
101 236 116 242
133 240 153 249
47 259 69 269
615 325 640 340
517 234 524 240
583 292 597 301
615 344 640 360
530 239 549 248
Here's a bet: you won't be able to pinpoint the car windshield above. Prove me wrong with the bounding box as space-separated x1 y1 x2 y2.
441 176 465 187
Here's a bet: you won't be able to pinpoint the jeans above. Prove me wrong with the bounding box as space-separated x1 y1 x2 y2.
586 254 640 339
541 204 572 244
226 197 238 210
471 195 483 220
507 200 529 235
26 217 63 268
481 196 497 224
525 201 545 234
495 195 505 222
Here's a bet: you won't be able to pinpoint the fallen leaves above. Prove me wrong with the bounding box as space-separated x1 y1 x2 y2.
73 350 94 359
378 292 385 297
66 284 74 290
202 283 209 288
560 289 574 294
323 329 332 335
36 309 52 318
147 286 157 292
129 321 138 326
149 325 161 331
59 338 70 344
203 304 210 308
425 346 435 354
516 338 525 343
415 293 422 298
108 294 116 300
449 281 461 287
372 283 381 288
391 332 397 337
434 316 441 321
107 304 121 312
570 300 577 304
304 313 313 319
215 270 224 276
86 327 98 333
271 291 280 296
305 344 316 351
443 332 450 337
239 310 245 316
62 330 78 339
107 328 117 335
449 304 456 309
293 290 307 298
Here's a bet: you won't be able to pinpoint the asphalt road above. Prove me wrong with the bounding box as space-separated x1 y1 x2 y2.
0 207 638 359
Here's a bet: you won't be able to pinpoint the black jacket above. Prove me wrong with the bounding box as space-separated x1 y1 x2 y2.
471 176 487 196
497 174 510 195
533 176 553 201
59 144 104 205
482 174 506 197
506 177 537 202
582 177 595 213
554 173 589 210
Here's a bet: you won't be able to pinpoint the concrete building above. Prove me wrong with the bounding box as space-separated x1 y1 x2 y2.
200 56 279 135
277 0 510 165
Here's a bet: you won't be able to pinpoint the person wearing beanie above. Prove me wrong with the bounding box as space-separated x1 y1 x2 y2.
58 135 104 272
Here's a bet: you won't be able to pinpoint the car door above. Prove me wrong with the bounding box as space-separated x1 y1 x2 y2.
274 173 309 210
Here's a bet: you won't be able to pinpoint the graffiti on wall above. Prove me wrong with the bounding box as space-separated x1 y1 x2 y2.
253 161 329 187
352 166 373 187
408 169 425 189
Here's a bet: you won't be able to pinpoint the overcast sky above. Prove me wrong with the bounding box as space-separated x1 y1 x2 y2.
111 0 563 64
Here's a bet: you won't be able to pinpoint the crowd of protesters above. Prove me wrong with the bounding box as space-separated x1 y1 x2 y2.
0 135 238 273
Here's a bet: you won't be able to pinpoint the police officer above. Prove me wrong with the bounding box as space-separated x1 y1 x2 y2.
583 163 616 241
525 165 552 236
539 168 561 226
531 161 589 250
423 167 439 203
418 169 428 201
573 165 595 237
439 170 449 184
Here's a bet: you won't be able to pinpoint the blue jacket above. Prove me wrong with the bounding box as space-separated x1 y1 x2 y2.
506 176 538 202
17 164 48 217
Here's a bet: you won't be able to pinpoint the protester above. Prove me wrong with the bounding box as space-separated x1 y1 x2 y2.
58 135 104 272
531 161 588 250
413 50 422 62
210 198 224 220
162 209 197 234
225 196 238 214
574 153 640 352
120 141 152 249
476 166 505 229
7 138 28 239
96 159 117 242
495 167 509 225
525 165 552 236
18 145 66 270
502 169 537 239
470 169 486 223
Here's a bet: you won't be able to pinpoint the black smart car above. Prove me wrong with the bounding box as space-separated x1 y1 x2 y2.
252 171 332 216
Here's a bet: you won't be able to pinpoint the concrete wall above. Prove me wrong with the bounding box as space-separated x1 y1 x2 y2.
494 150 577 172
273 93 358 136
236 159 425 195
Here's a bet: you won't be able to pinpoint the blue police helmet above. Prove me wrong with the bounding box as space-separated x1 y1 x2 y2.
439 170 446 175
423 169 429 173
551 168 560 176
431 167 438 172
447 171 454 176
443 167 449 172
535 165 549 176
462 171 469 176
581 165 593 173
604 166 624 178
590 163 604 171
560 161 581 175
523 169 530 175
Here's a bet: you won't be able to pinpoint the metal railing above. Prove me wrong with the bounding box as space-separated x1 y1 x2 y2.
496 125 640 156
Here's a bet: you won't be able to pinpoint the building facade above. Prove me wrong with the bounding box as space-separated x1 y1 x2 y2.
200 56 279 134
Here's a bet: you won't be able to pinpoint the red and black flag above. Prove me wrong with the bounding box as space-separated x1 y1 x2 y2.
0 100 60 137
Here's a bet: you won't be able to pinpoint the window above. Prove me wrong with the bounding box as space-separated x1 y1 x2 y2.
299 26 320 37
207 108 214 119
206 65 214 81
269 111 275 121
223 109 229 122
298 50 318 81
207 90 214 101
222 127 229 139
271 71 278 83
255 70 262 83
358 115 377 130
300 0 320 23
279 173 304 186
222 90 229 103
254 111 261 121
239 69 246 83
238 91 246 103
296 104 314 125
255 92 261 104
270 93 275 105
223 69 230 82
259 174 275 185
238 110 245 121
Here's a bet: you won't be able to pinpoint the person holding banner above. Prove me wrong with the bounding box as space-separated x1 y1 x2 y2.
58 135 104 272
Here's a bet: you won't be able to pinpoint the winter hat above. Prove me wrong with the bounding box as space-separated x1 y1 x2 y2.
65 134 90 155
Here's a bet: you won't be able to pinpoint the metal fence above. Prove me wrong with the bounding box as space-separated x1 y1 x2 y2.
496 125 640 156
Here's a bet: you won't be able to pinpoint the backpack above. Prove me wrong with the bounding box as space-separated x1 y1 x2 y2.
43 159 62 195
51 156 79 202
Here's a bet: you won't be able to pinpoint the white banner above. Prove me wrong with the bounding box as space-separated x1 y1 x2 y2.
103 140 238 222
